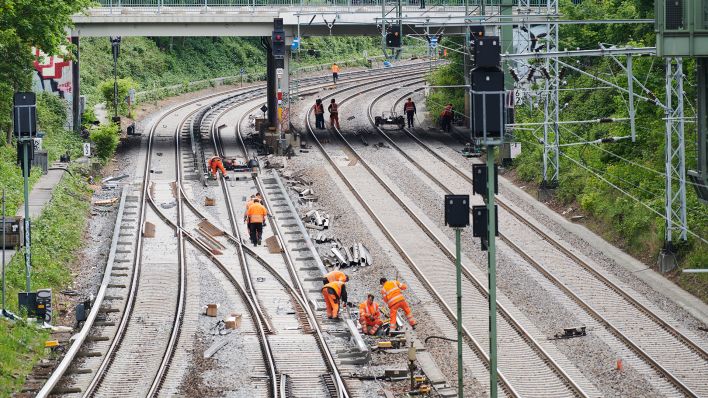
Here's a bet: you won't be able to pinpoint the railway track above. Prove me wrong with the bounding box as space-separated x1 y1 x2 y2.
304 74 595 397
35 62 434 398
207 87 351 397
373 84 708 397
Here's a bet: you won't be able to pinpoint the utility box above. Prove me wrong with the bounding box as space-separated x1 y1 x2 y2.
18 289 52 323
0 216 24 248
655 0 708 56
444 195 470 228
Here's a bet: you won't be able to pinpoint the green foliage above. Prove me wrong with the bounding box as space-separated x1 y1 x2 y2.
37 93 84 161
1 172 91 394
99 78 138 117
426 0 707 299
90 123 119 161
0 320 48 396
0 0 90 138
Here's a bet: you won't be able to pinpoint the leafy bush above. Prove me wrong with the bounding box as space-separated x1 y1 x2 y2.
90 123 119 161
99 78 137 117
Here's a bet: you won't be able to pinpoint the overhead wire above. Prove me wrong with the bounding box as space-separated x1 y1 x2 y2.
516 136 708 244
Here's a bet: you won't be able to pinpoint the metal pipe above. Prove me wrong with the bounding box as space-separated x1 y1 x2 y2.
22 141 31 293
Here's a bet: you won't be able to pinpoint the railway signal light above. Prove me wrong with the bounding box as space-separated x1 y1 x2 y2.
13 92 37 138
472 164 498 201
272 18 286 58
444 195 470 228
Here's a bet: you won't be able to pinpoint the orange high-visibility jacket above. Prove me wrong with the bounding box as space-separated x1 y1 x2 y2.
332 64 340 73
381 280 407 307
325 270 347 283
359 301 380 320
246 202 268 224
322 281 344 299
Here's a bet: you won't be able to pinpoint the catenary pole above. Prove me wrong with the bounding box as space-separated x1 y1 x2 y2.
456 227 464 397
22 141 31 293
487 145 497 398
2 189 6 313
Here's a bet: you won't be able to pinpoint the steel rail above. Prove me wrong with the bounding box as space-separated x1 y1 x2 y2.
34 189 128 398
232 102 350 398
145 99 191 397
303 74 523 398
366 84 591 397
203 88 351 397
386 91 707 397
81 88 246 397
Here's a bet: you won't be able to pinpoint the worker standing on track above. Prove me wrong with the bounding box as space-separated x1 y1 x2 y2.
208 156 228 178
244 198 268 246
323 270 349 305
380 277 416 332
331 62 340 84
359 294 383 335
322 280 345 319
313 98 325 129
403 97 417 128
328 99 340 130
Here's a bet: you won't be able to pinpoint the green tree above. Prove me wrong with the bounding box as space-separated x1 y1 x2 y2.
99 78 138 117
0 0 90 139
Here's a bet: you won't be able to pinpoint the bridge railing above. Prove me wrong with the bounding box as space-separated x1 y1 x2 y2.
93 0 510 11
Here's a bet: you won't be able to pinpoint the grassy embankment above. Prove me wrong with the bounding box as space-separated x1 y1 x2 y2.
0 94 89 396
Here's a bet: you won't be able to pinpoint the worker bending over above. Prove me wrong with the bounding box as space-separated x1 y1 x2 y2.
244 198 268 246
208 156 228 178
322 280 345 319
380 277 416 331
359 294 383 335
323 270 349 305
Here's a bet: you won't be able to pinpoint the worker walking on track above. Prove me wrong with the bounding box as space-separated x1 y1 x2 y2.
323 270 349 305
402 97 417 128
359 294 383 335
322 280 345 319
313 98 325 129
331 62 340 84
380 277 416 332
328 99 340 130
440 103 454 132
208 156 228 178
244 198 268 246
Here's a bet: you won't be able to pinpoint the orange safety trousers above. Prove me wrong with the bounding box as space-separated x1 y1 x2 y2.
210 161 226 177
323 290 340 318
388 300 416 329
360 316 383 335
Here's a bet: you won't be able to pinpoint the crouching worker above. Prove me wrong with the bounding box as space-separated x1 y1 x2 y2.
359 294 383 335
322 280 345 319
208 156 228 179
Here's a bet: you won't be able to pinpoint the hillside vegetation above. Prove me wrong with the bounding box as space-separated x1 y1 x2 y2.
427 0 707 300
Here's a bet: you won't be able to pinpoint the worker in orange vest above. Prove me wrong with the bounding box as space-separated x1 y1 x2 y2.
323 270 349 304
244 198 268 246
331 62 340 84
322 280 345 319
208 156 228 178
359 294 383 335
328 99 340 130
380 277 416 331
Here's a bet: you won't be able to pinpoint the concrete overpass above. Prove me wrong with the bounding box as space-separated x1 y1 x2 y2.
71 1 505 37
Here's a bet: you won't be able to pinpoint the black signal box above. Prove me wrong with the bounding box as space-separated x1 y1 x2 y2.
13 92 37 138
471 69 505 139
444 195 470 228
472 205 499 251
472 164 498 200
472 36 501 68
469 25 485 39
